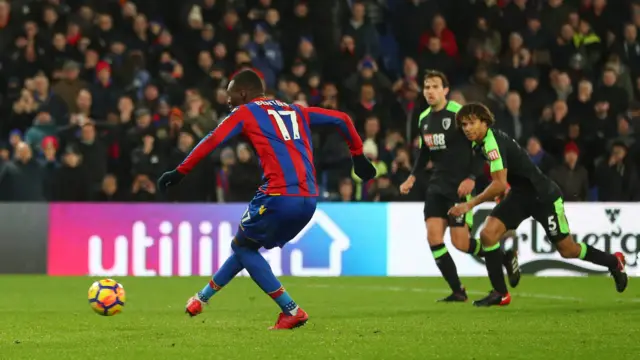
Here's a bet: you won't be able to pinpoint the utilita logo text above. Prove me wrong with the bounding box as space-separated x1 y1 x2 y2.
86 210 351 277
88 221 234 277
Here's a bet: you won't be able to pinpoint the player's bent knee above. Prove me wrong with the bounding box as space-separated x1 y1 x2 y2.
479 228 500 247
479 217 506 247
427 236 445 246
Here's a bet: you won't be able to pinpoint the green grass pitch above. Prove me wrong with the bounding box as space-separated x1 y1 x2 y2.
1 276 640 359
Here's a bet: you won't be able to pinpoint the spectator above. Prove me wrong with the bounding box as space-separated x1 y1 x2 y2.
502 0 528 37
8 89 40 136
0 143 10 163
390 146 412 189
496 91 533 144
370 175 398 202
526 136 556 175
393 0 438 58
419 37 454 81
608 115 638 159
460 66 491 104
595 68 629 117
130 173 157 201
520 73 554 120
33 73 68 123
343 1 380 60
296 37 321 76
605 54 635 103
522 14 548 53
343 57 392 100
0 142 47 201
541 0 573 38
184 90 218 138
166 131 210 202
486 75 510 113
24 111 57 152
245 24 283 90
551 71 573 102
567 80 595 132
549 142 589 201
538 100 571 156
53 61 89 114
228 143 262 202
131 134 165 181
614 23 640 79
336 178 355 202
94 174 125 202
337 35 360 81
52 147 91 201
420 14 458 59
75 122 108 192
216 147 236 203
595 141 640 201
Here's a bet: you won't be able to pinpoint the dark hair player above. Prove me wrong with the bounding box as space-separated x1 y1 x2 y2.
450 102 628 307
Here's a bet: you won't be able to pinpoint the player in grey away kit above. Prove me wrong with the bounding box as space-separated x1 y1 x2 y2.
400 71 520 302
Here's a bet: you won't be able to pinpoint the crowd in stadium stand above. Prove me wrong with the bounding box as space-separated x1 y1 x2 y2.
0 0 639 203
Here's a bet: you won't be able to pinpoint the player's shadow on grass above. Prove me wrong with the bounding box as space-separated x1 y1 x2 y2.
319 308 470 320
320 302 640 320
493 303 640 315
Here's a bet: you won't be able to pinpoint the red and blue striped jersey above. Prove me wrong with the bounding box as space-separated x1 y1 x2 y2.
177 98 364 196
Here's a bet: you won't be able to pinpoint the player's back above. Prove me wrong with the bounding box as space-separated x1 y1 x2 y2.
240 99 317 197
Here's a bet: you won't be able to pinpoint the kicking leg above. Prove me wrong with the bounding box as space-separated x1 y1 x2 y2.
186 253 245 316
555 236 627 293
427 217 467 302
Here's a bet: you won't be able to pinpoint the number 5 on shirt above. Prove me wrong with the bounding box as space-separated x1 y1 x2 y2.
268 109 300 141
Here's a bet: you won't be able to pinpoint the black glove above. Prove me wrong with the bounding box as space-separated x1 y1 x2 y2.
352 154 377 182
157 169 186 193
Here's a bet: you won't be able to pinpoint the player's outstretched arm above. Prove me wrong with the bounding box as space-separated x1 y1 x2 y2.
157 111 244 192
302 106 377 181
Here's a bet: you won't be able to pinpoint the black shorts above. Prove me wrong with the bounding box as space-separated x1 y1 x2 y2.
424 192 473 228
490 191 570 243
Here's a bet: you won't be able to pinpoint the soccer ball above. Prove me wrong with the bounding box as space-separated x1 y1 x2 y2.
88 279 126 316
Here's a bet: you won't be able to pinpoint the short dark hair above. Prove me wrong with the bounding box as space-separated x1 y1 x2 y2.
424 69 449 88
231 69 265 93
455 102 496 127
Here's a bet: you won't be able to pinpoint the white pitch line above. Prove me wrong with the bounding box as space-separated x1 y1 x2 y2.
303 284 640 303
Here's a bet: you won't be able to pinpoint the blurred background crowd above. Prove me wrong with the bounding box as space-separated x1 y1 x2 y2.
0 0 639 203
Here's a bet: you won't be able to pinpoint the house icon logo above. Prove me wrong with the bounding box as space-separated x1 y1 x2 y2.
283 209 351 276
232 209 351 277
